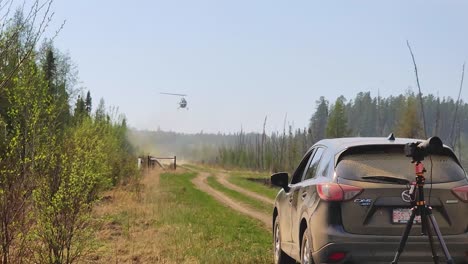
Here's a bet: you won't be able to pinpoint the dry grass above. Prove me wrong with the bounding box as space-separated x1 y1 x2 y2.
79 168 179 264
79 167 272 264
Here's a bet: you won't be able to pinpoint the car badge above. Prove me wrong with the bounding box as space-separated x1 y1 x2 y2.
401 190 412 203
354 198 372 206
445 200 459 204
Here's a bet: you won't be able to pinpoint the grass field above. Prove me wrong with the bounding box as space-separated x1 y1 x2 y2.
182 163 216 172
86 170 273 263
206 175 273 215
228 172 279 200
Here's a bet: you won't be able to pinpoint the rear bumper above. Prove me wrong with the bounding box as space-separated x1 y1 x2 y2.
312 225 468 264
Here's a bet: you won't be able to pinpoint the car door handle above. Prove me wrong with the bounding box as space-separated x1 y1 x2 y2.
301 191 307 200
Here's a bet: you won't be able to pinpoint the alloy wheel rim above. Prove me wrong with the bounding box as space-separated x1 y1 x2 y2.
274 224 280 263
302 236 310 264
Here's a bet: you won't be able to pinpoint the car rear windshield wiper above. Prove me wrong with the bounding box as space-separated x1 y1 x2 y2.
361 176 410 185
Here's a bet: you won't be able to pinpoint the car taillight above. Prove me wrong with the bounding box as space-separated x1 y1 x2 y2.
452 185 468 202
327 252 346 262
316 183 362 201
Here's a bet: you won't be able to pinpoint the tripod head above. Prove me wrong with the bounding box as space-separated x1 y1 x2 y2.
404 136 444 163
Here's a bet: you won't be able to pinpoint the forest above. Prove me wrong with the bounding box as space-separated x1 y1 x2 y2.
0 2 136 263
216 92 468 172
130 92 468 172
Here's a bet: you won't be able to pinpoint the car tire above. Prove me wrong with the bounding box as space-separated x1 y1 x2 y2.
300 227 314 264
274 216 296 264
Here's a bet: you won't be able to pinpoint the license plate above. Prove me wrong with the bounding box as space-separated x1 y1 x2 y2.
392 208 421 224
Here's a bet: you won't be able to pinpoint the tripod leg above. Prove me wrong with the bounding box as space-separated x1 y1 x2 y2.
427 213 454 264
421 206 429 236
421 207 439 264
391 208 417 264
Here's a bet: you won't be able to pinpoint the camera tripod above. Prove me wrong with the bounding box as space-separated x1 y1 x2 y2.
391 161 454 264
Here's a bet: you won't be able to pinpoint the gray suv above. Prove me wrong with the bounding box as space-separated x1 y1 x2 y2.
271 137 468 264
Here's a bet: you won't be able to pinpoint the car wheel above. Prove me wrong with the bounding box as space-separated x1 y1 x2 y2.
301 227 314 264
274 216 295 264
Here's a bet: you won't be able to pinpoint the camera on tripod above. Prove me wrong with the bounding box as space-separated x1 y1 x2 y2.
404 136 444 162
393 136 455 264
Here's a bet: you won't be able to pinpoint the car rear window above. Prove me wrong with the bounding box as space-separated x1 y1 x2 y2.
336 146 466 183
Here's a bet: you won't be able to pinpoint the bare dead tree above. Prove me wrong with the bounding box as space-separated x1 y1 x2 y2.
255 133 260 169
406 40 428 138
449 62 465 147
377 88 382 135
434 94 441 136
458 121 462 162
261 115 267 170
279 113 287 170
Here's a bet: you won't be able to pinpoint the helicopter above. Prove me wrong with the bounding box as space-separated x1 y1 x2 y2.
160 93 188 109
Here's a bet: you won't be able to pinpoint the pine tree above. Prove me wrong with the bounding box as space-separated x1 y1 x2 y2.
74 95 86 117
396 96 424 138
309 96 329 142
85 91 92 114
43 48 57 95
40 44 72 128
326 96 350 138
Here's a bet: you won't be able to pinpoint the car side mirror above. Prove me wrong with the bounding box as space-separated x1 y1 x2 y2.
271 172 290 192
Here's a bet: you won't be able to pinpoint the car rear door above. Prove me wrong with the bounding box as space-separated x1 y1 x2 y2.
336 147 468 236
281 149 315 254
290 147 326 254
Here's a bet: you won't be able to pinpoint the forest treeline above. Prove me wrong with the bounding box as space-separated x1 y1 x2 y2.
0 3 136 263
130 92 468 172
216 92 468 172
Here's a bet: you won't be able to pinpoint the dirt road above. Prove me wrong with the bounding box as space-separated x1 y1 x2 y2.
217 172 274 206
191 172 272 229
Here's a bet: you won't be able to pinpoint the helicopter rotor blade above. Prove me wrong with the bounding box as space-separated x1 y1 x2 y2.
160 92 187 97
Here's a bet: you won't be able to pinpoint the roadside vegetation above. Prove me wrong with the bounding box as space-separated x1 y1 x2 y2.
0 2 137 263
87 170 272 263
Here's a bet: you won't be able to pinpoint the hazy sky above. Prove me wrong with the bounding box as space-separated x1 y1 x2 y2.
49 1 468 134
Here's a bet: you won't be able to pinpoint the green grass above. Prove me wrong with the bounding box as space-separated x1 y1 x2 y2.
182 163 217 173
229 172 280 200
206 175 273 215
156 172 272 263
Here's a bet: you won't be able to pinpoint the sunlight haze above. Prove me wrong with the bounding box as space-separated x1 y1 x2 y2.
50 0 468 133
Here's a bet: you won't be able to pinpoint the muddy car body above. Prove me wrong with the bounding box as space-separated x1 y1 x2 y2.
272 137 468 264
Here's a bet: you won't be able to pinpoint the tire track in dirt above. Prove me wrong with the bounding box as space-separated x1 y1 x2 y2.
191 172 272 229
216 172 274 206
